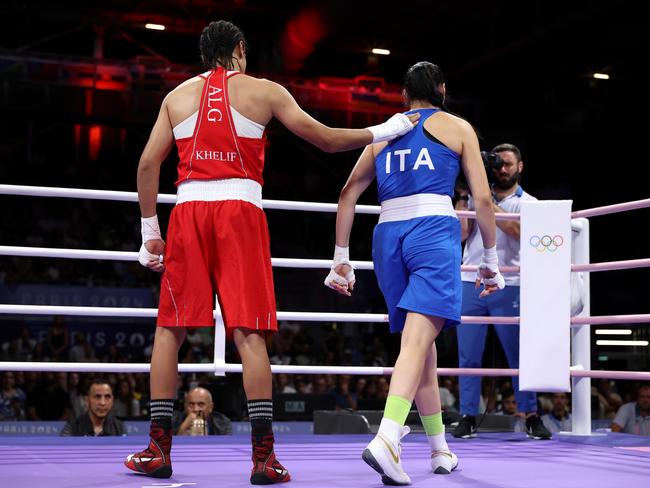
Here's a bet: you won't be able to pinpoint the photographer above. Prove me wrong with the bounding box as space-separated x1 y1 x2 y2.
453 143 551 440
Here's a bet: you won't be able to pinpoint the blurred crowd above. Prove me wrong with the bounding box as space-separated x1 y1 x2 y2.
1 317 648 437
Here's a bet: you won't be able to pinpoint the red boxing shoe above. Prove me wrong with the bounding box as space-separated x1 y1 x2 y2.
125 423 173 478
250 433 291 484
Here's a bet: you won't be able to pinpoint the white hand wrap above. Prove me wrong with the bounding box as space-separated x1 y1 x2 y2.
324 245 356 290
477 245 505 290
141 215 162 243
367 113 414 143
139 215 163 268
138 243 163 267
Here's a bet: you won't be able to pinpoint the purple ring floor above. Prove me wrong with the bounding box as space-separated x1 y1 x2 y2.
1 432 649 488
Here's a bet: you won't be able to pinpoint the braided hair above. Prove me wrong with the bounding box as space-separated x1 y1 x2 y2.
199 20 248 70
403 61 448 111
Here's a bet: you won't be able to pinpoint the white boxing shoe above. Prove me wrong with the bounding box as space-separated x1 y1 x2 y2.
362 426 412 485
430 449 458 474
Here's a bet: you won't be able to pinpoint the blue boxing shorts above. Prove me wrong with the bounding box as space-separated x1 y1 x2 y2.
372 215 461 333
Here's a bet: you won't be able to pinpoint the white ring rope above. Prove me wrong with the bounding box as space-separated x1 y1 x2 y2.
0 360 648 381
0 245 522 274
571 198 650 219
0 184 519 220
3 245 649 274
3 184 649 219
0 304 648 327
0 304 517 324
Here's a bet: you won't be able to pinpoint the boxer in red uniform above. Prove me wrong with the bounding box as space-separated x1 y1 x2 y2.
124 20 417 485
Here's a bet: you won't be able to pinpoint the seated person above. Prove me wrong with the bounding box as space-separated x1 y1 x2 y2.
175 387 232 435
496 389 518 415
60 378 124 436
332 375 357 411
612 384 650 436
541 392 572 433
496 388 526 432
0 371 27 420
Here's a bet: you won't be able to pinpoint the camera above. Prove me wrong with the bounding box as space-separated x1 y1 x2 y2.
455 150 506 195
480 150 505 179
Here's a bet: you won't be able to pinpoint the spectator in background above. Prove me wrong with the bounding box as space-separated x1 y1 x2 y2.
0 339 21 361
439 377 457 412
31 343 50 362
479 378 498 414
275 374 296 394
270 341 291 365
61 379 124 436
595 379 623 420
68 372 87 418
0 372 27 420
82 342 98 362
113 379 141 419
295 341 316 366
376 377 389 400
312 376 329 394
612 384 650 436
102 344 120 364
541 392 572 433
17 371 39 396
68 332 87 362
497 389 518 415
332 375 357 410
355 378 367 399
17 324 37 360
46 315 69 360
185 328 206 354
26 372 72 420
176 387 231 435
56 372 68 392
294 376 312 394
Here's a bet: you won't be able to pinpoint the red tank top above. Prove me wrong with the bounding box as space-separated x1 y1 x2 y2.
174 67 266 186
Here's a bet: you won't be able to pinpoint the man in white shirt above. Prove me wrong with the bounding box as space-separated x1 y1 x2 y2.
453 143 551 440
612 384 650 436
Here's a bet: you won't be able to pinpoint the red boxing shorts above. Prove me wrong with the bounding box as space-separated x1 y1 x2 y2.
157 198 277 336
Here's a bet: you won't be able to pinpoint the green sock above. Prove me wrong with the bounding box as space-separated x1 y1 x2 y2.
383 395 412 426
420 412 444 436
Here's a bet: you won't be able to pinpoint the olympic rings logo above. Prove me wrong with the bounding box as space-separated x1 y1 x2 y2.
529 234 564 253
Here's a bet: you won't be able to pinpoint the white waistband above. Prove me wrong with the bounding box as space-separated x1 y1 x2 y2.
176 179 262 208
379 193 456 223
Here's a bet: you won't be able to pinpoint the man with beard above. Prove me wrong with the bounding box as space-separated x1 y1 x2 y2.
452 143 552 440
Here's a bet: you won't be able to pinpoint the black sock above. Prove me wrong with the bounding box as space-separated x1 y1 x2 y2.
150 399 174 431
248 399 273 440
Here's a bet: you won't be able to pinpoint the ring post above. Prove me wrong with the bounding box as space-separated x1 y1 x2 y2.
213 295 226 376
571 218 591 434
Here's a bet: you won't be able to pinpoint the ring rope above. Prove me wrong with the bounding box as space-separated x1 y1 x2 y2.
0 245 521 273
571 198 650 219
0 184 519 220
3 245 649 274
0 304 515 324
0 360 648 381
0 304 648 326
3 184 649 219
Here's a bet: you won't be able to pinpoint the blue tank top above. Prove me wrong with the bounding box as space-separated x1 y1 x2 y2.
375 108 461 203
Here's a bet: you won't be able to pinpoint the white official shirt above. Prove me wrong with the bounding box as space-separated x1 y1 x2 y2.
461 186 537 286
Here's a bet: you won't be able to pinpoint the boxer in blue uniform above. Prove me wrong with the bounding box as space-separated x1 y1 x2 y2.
325 62 505 485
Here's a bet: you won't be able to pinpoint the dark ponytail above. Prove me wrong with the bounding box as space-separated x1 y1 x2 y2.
199 20 248 70
403 61 448 111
